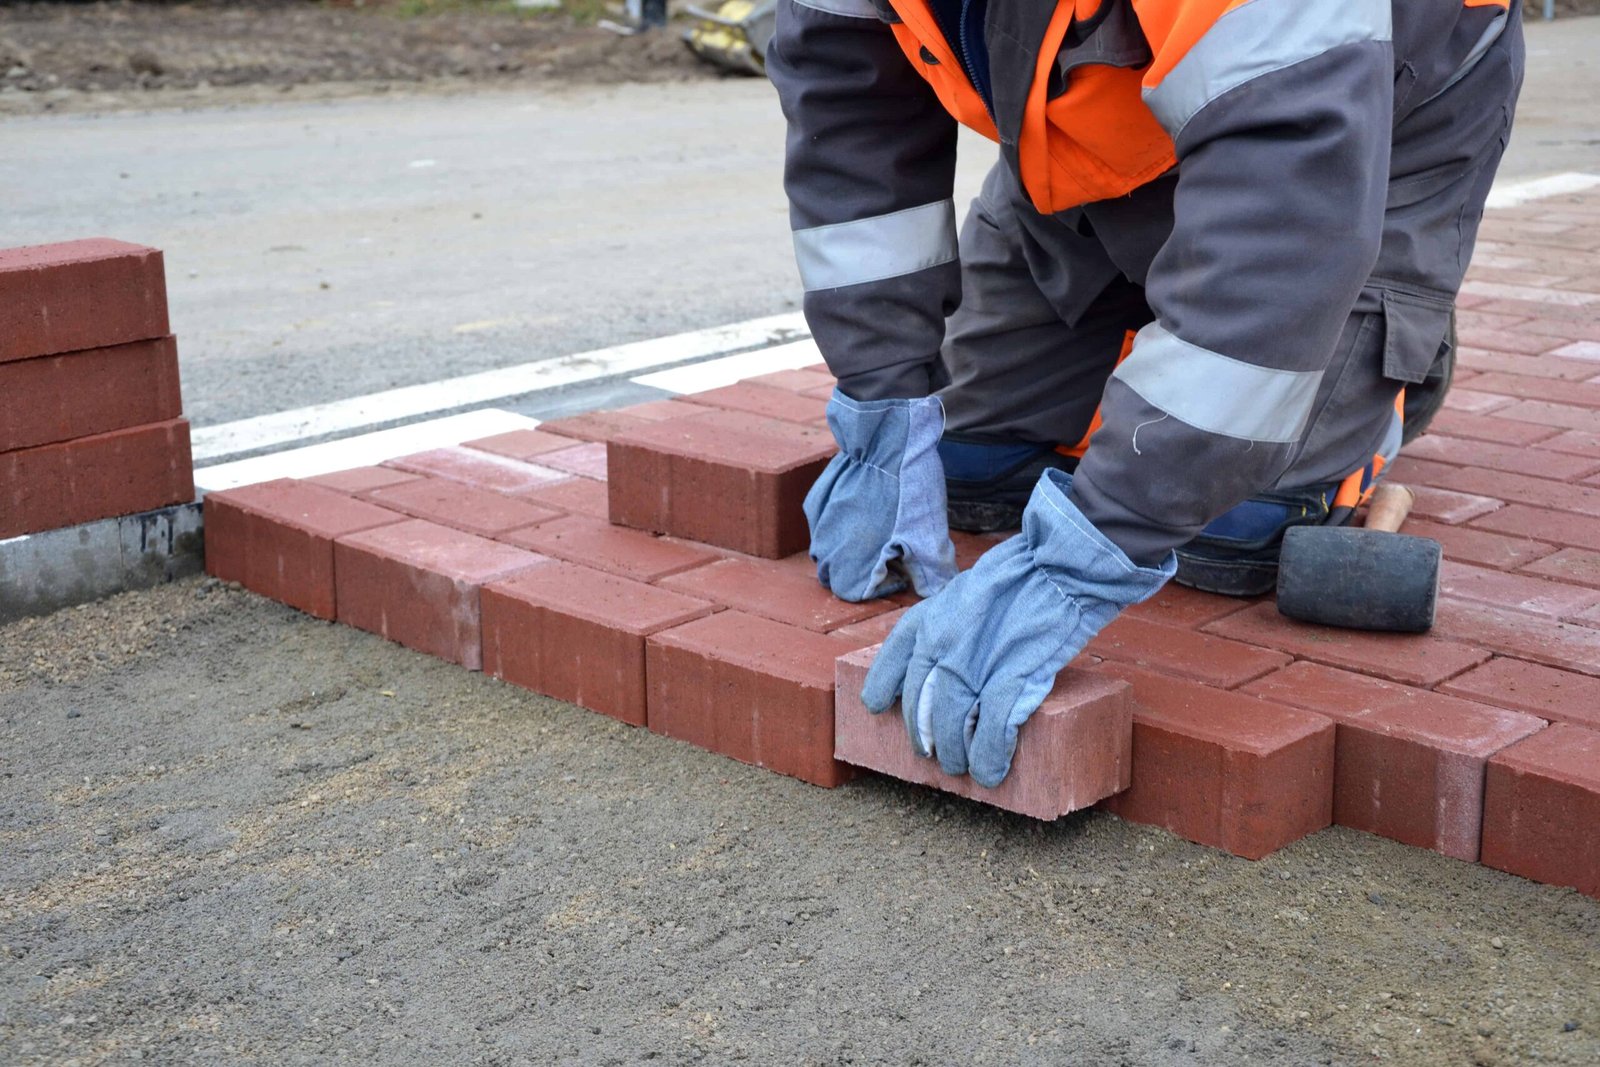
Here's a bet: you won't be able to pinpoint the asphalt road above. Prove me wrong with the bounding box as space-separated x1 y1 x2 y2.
3 15 1592 430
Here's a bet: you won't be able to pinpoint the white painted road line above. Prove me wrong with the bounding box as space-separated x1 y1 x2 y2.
1485 171 1600 209
191 312 809 463
633 338 824 395
193 409 538 493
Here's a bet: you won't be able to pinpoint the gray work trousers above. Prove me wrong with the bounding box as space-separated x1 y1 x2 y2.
936 15 1525 494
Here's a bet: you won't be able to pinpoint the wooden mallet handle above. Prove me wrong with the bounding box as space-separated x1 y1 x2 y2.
1364 482 1415 534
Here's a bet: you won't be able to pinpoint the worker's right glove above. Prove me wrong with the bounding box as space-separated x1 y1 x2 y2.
804 390 958 603
860 468 1175 787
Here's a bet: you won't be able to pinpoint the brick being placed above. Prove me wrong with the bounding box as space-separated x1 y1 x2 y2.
835 646 1132 821
334 519 551 670
608 409 835 558
0 335 183 453
1 418 194 539
646 610 859 787
482 561 718 726
0 239 170 362
1242 661 1545 861
1094 664 1335 860
501 514 721 583
203 478 405 620
657 555 892 633
1480 723 1600 898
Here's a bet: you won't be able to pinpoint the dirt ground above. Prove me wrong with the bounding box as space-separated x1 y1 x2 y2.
2 577 1597 1065
0 0 719 116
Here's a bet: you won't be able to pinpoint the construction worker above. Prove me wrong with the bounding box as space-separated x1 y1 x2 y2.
771 0 1524 786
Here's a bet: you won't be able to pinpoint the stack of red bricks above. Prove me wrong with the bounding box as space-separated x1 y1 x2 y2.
1 240 195 539
204 188 1600 901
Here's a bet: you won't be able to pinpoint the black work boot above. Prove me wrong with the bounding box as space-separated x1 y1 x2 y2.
1172 482 1346 597
939 436 1079 533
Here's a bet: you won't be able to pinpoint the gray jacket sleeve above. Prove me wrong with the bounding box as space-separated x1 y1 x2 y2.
766 0 961 400
1068 0 1395 564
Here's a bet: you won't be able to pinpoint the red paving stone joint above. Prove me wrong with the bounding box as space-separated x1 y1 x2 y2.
203 478 405 620
362 476 563 538
682 382 830 425
1480 723 1600 898
835 646 1131 820
1085 614 1291 689
502 514 722 583
305 466 425 495
0 238 170 362
461 428 578 462
1094 664 1336 860
334 519 551 670
1439 657 1600 731
0 418 194 539
385 446 571 494
659 555 893 633
0 335 183 453
1242 662 1545 861
1203 602 1490 688
646 610 858 787
482 562 718 726
608 409 836 558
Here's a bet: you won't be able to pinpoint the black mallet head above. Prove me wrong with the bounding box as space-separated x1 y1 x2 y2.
1276 525 1441 634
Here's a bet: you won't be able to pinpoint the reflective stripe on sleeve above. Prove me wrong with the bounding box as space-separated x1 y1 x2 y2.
1144 0 1392 141
791 0 880 19
792 199 958 292
1111 322 1324 444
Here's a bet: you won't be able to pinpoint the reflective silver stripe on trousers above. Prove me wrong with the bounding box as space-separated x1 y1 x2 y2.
1112 323 1324 444
790 0 879 19
792 200 958 292
1144 0 1392 141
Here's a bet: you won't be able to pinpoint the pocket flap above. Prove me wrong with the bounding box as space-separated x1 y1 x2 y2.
1381 289 1454 385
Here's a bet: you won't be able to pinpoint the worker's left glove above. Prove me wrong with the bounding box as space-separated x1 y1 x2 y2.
804 390 957 602
861 468 1174 787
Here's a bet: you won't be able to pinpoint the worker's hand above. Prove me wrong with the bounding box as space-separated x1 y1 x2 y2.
804 389 957 602
860 469 1174 787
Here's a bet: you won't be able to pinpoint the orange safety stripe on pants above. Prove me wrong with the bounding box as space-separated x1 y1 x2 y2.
1331 389 1407 510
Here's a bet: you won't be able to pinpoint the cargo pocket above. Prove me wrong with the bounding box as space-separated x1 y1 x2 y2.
1380 287 1454 385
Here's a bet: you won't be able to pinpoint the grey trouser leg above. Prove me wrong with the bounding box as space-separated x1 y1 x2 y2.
937 163 1151 446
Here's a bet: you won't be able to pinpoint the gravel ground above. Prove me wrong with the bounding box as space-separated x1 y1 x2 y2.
2 578 1597 1065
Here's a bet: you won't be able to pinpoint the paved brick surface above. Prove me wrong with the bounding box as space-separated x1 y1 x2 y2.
658 556 892 633
1480 723 1600 898
1 418 194 539
363 476 563 538
609 410 835 558
1086 614 1290 689
683 382 830 425
203 478 404 620
830 606 912 650
0 239 169 362
503 514 721 583
539 399 704 442
0 335 183 453
538 442 609 481
517 476 611 519
461 428 577 461
483 561 717 726
1242 662 1545 860
1204 603 1490 688
1440 657 1600 730
1430 598 1600 676
305 466 424 495
646 611 858 787
836 646 1131 820
334 519 550 670
385 446 571 494
1094 664 1335 860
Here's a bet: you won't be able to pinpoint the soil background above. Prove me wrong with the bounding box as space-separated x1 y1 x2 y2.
0 0 719 116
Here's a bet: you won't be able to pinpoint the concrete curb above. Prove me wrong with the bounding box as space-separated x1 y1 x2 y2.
0 501 204 623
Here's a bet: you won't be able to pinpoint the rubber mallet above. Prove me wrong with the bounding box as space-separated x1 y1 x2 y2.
1275 482 1441 633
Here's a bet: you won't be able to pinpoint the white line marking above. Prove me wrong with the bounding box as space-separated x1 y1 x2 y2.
193 409 538 493
191 312 808 462
1485 171 1600 209
633 339 824 395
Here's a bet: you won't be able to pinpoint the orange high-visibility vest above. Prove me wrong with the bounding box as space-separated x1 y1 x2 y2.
880 0 1512 217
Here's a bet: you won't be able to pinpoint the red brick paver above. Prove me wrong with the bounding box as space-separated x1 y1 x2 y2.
0 239 169 362
1480 724 1600 897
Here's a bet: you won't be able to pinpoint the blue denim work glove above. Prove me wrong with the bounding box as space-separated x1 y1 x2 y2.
860 468 1176 787
803 389 958 602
